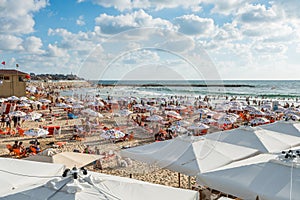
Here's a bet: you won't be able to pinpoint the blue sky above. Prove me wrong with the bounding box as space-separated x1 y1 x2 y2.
0 0 300 80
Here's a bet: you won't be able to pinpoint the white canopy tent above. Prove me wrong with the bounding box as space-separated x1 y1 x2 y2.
121 135 259 176
205 126 300 153
0 159 199 200
197 153 300 200
0 158 64 197
24 151 103 169
260 121 300 137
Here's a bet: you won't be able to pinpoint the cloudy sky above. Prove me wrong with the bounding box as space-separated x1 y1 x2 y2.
0 0 300 80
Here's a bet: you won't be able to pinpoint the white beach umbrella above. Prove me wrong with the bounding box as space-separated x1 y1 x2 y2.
188 123 210 130
7 96 19 101
197 153 300 200
101 129 125 140
205 125 300 153
19 96 28 101
25 112 43 121
0 98 7 103
119 109 133 116
165 111 182 120
195 108 210 115
121 135 259 176
81 108 103 118
16 103 30 107
39 99 51 104
25 151 103 169
24 128 49 137
146 114 164 122
0 157 198 200
250 117 270 125
72 104 84 109
9 111 26 117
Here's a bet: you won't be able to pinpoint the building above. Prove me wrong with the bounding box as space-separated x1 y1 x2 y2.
0 69 29 97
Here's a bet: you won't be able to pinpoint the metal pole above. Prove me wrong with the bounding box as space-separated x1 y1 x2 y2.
178 172 181 188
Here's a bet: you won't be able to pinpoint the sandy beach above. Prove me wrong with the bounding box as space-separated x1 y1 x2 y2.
1 80 299 200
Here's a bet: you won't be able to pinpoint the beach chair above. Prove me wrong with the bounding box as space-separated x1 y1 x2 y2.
30 146 37 154
18 129 25 137
6 144 13 155
13 148 26 158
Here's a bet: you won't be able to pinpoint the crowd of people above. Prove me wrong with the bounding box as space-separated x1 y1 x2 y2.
8 139 41 157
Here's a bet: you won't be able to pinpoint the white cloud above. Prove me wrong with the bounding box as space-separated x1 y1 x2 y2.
76 15 86 26
95 10 174 34
0 0 47 34
22 36 44 54
79 0 202 11
202 0 247 15
47 44 69 57
174 15 215 36
236 3 281 24
0 34 23 50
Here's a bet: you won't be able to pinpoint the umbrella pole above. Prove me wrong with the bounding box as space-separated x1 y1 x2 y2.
178 172 181 188
188 176 191 189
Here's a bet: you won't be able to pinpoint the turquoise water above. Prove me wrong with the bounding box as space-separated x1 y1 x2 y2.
62 80 300 99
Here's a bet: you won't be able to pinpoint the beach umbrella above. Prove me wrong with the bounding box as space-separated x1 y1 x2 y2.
194 108 210 115
0 158 64 197
175 105 187 111
200 118 217 125
197 153 300 200
24 112 42 121
7 96 19 101
177 120 191 127
119 109 133 116
165 111 182 120
9 111 26 117
25 151 103 169
24 128 49 137
250 117 270 126
0 98 7 103
146 114 164 122
243 105 257 112
217 115 236 125
260 121 300 137
1 168 198 200
205 125 300 153
39 99 51 104
168 126 188 134
101 129 125 140
188 123 210 131
72 104 84 109
65 97 75 103
0 158 198 200
81 108 103 118
19 96 28 101
16 103 30 107
121 135 259 176
55 103 67 107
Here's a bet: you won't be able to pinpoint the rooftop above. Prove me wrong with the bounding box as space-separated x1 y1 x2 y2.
0 69 28 75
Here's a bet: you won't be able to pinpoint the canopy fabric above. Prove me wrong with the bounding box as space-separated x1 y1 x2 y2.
0 158 64 197
1 167 198 200
24 151 103 168
197 154 300 200
205 126 300 153
260 121 300 137
121 135 259 176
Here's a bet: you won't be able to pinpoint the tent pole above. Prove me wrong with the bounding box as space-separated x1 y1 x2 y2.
178 172 181 188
